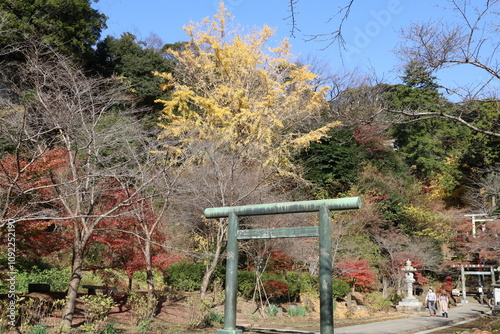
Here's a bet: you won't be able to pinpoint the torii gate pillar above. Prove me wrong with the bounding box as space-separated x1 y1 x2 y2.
205 197 362 334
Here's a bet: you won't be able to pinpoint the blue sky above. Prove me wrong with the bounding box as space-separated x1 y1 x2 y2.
92 0 488 96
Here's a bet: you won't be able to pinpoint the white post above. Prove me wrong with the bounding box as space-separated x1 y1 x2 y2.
464 214 488 238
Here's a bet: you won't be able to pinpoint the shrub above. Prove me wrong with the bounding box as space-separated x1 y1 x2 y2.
266 303 280 317
186 295 211 329
80 293 117 333
29 324 48 334
333 279 350 299
18 297 65 330
127 292 158 326
102 320 119 334
284 272 301 302
237 270 257 299
80 270 104 287
164 262 224 292
389 291 403 304
5 266 71 293
164 262 204 291
238 271 300 302
208 310 224 324
237 270 353 303
287 304 307 317
136 319 152 333
263 279 289 302
298 272 319 295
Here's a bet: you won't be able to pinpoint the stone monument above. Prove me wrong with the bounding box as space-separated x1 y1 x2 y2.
397 260 425 312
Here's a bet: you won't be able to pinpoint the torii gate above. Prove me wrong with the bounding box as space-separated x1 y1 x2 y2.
204 197 362 334
452 264 498 304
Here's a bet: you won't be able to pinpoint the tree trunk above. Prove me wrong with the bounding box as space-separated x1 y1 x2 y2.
200 244 222 299
145 239 154 295
200 224 225 299
61 245 84 331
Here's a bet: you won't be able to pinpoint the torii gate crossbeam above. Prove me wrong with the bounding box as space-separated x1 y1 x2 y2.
204 197 362 334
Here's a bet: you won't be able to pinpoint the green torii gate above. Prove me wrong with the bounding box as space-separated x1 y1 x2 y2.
204 197 362 334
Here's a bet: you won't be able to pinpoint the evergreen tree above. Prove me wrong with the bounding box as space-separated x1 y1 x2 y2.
0 0 106 63
388 63 470 195
93 33 175 110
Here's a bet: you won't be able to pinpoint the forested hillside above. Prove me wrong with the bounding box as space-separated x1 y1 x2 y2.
0 1 499 332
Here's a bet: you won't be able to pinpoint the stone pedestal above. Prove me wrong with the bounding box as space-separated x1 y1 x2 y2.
217 330 243 334
397 297 425 313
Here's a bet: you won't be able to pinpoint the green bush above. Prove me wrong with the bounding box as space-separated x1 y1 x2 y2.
102 320 119 334
164 262 225 292
287 304 307 317
1 266 71 293
208 310 224 324
127 292 157 325
236 270 353 303
237 270 257 299
29 324 48 334
333 279 350 299
389 291 403 304
18 297 65 329
266 303 280 317
284 272 301 301
165 262 204 291
80 293 117 333
136 319 152 333
298 272 319 296
253 273 289 302
186 295 211 329
238 271 309 302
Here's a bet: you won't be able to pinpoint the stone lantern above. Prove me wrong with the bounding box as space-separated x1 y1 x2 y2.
403 259 416 299
397 260 424 313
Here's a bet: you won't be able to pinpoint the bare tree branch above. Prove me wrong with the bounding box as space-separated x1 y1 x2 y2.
384 106 500 138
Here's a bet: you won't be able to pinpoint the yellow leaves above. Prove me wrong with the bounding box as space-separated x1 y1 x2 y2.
156 89 196 121
154 71 174 91
1 106 25 116
154 2 331 169
426 155 461 200
273 119 284 128
402 205 436 223
426 179 446 200
192 232 208 253
415 223 453 243
153 71 173 81
401 205 453 242
291 121 342 150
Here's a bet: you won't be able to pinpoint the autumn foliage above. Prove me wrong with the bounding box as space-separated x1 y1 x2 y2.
263 279 289 301
0 146 176 282
337 258 377 291
0 149 72 257
1 2 500 332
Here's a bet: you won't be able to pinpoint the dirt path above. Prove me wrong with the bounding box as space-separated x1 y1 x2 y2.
10 292 490 334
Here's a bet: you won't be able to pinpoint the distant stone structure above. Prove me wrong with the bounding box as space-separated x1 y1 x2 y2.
397 260 425 313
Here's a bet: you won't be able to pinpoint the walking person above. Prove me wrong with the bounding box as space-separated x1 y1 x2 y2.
487 288 494 308
437 291 449 318
425 288 437 317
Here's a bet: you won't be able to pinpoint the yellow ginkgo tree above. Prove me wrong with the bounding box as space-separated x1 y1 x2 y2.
155 2 337 168
154 2 339 298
